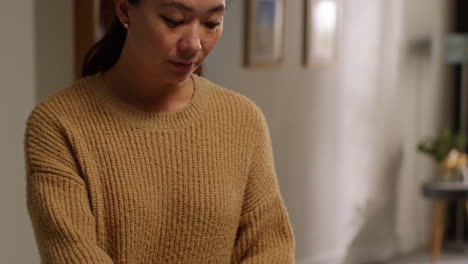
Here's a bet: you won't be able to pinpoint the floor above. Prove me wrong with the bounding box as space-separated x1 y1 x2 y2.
384 250 468 264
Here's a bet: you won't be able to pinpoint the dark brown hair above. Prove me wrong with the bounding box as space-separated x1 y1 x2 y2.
82 0 141 77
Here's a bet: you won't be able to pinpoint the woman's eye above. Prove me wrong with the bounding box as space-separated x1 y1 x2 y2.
161 16 184 27
205 22 221 29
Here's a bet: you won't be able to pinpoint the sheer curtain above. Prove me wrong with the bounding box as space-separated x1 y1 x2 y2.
334 0 453 263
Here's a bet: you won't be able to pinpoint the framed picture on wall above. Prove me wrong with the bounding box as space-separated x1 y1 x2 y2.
245 0 285 67
303 0 339 66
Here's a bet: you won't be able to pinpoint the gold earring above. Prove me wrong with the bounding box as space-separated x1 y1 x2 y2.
123 23 129 29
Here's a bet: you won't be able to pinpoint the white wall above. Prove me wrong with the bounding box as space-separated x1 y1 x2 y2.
205 0 453 263
0 1 37 263
0 1 74 263
35 0 74 102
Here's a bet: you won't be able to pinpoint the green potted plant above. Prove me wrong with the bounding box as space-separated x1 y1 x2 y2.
417 129 468 181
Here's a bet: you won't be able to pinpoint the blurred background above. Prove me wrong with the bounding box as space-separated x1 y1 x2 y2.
2 0 468 263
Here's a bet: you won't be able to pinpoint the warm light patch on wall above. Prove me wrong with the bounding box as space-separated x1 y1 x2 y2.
313 1 337 59
304 0 339 66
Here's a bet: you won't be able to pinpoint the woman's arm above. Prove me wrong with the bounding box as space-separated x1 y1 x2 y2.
25 109 114 264
231 108 295 264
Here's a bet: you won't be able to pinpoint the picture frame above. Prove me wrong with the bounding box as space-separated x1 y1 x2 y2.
245 0 285 67
303 0 339 66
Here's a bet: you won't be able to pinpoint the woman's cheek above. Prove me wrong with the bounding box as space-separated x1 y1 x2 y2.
204 34 222 54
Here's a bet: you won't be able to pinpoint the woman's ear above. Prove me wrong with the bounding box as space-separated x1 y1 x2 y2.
114 0 130 26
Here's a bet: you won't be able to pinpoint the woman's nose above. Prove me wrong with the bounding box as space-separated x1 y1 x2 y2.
178 26 202 54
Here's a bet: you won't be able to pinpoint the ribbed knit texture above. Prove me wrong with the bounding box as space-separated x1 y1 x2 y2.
24 73 295 263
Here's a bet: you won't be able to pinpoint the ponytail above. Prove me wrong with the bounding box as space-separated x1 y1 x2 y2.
81 18 127 77
82 0 141 77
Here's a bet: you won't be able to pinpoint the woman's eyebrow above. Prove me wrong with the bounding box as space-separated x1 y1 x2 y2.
159 2 225 14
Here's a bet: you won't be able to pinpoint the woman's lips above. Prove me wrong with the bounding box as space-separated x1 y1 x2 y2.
170 61 195 71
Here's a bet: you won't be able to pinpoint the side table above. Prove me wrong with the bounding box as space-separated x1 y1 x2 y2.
422 182 468 263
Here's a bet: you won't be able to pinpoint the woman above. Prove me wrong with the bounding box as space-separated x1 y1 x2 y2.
24 0 295 263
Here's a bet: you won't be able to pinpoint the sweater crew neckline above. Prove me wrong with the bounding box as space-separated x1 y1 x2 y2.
87 72 211 130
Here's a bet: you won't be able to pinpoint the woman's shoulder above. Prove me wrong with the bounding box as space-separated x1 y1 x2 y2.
195 75 265 123
27 75 96 126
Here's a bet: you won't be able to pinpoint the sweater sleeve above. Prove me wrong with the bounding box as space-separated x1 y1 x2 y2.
24 110 114 264
231 108 296 264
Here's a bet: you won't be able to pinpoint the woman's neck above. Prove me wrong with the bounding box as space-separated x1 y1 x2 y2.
101 60 194 113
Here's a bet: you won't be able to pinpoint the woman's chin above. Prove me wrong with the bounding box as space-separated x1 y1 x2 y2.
166 69 194 83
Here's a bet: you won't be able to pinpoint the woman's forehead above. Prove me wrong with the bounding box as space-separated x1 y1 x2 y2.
154 0 226 11
155 0 225 6
150 0 226 17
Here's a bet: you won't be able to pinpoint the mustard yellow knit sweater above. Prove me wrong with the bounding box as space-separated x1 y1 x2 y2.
24 73 295 263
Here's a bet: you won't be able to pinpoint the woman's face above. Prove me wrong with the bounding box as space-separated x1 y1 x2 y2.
124 0 225 84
